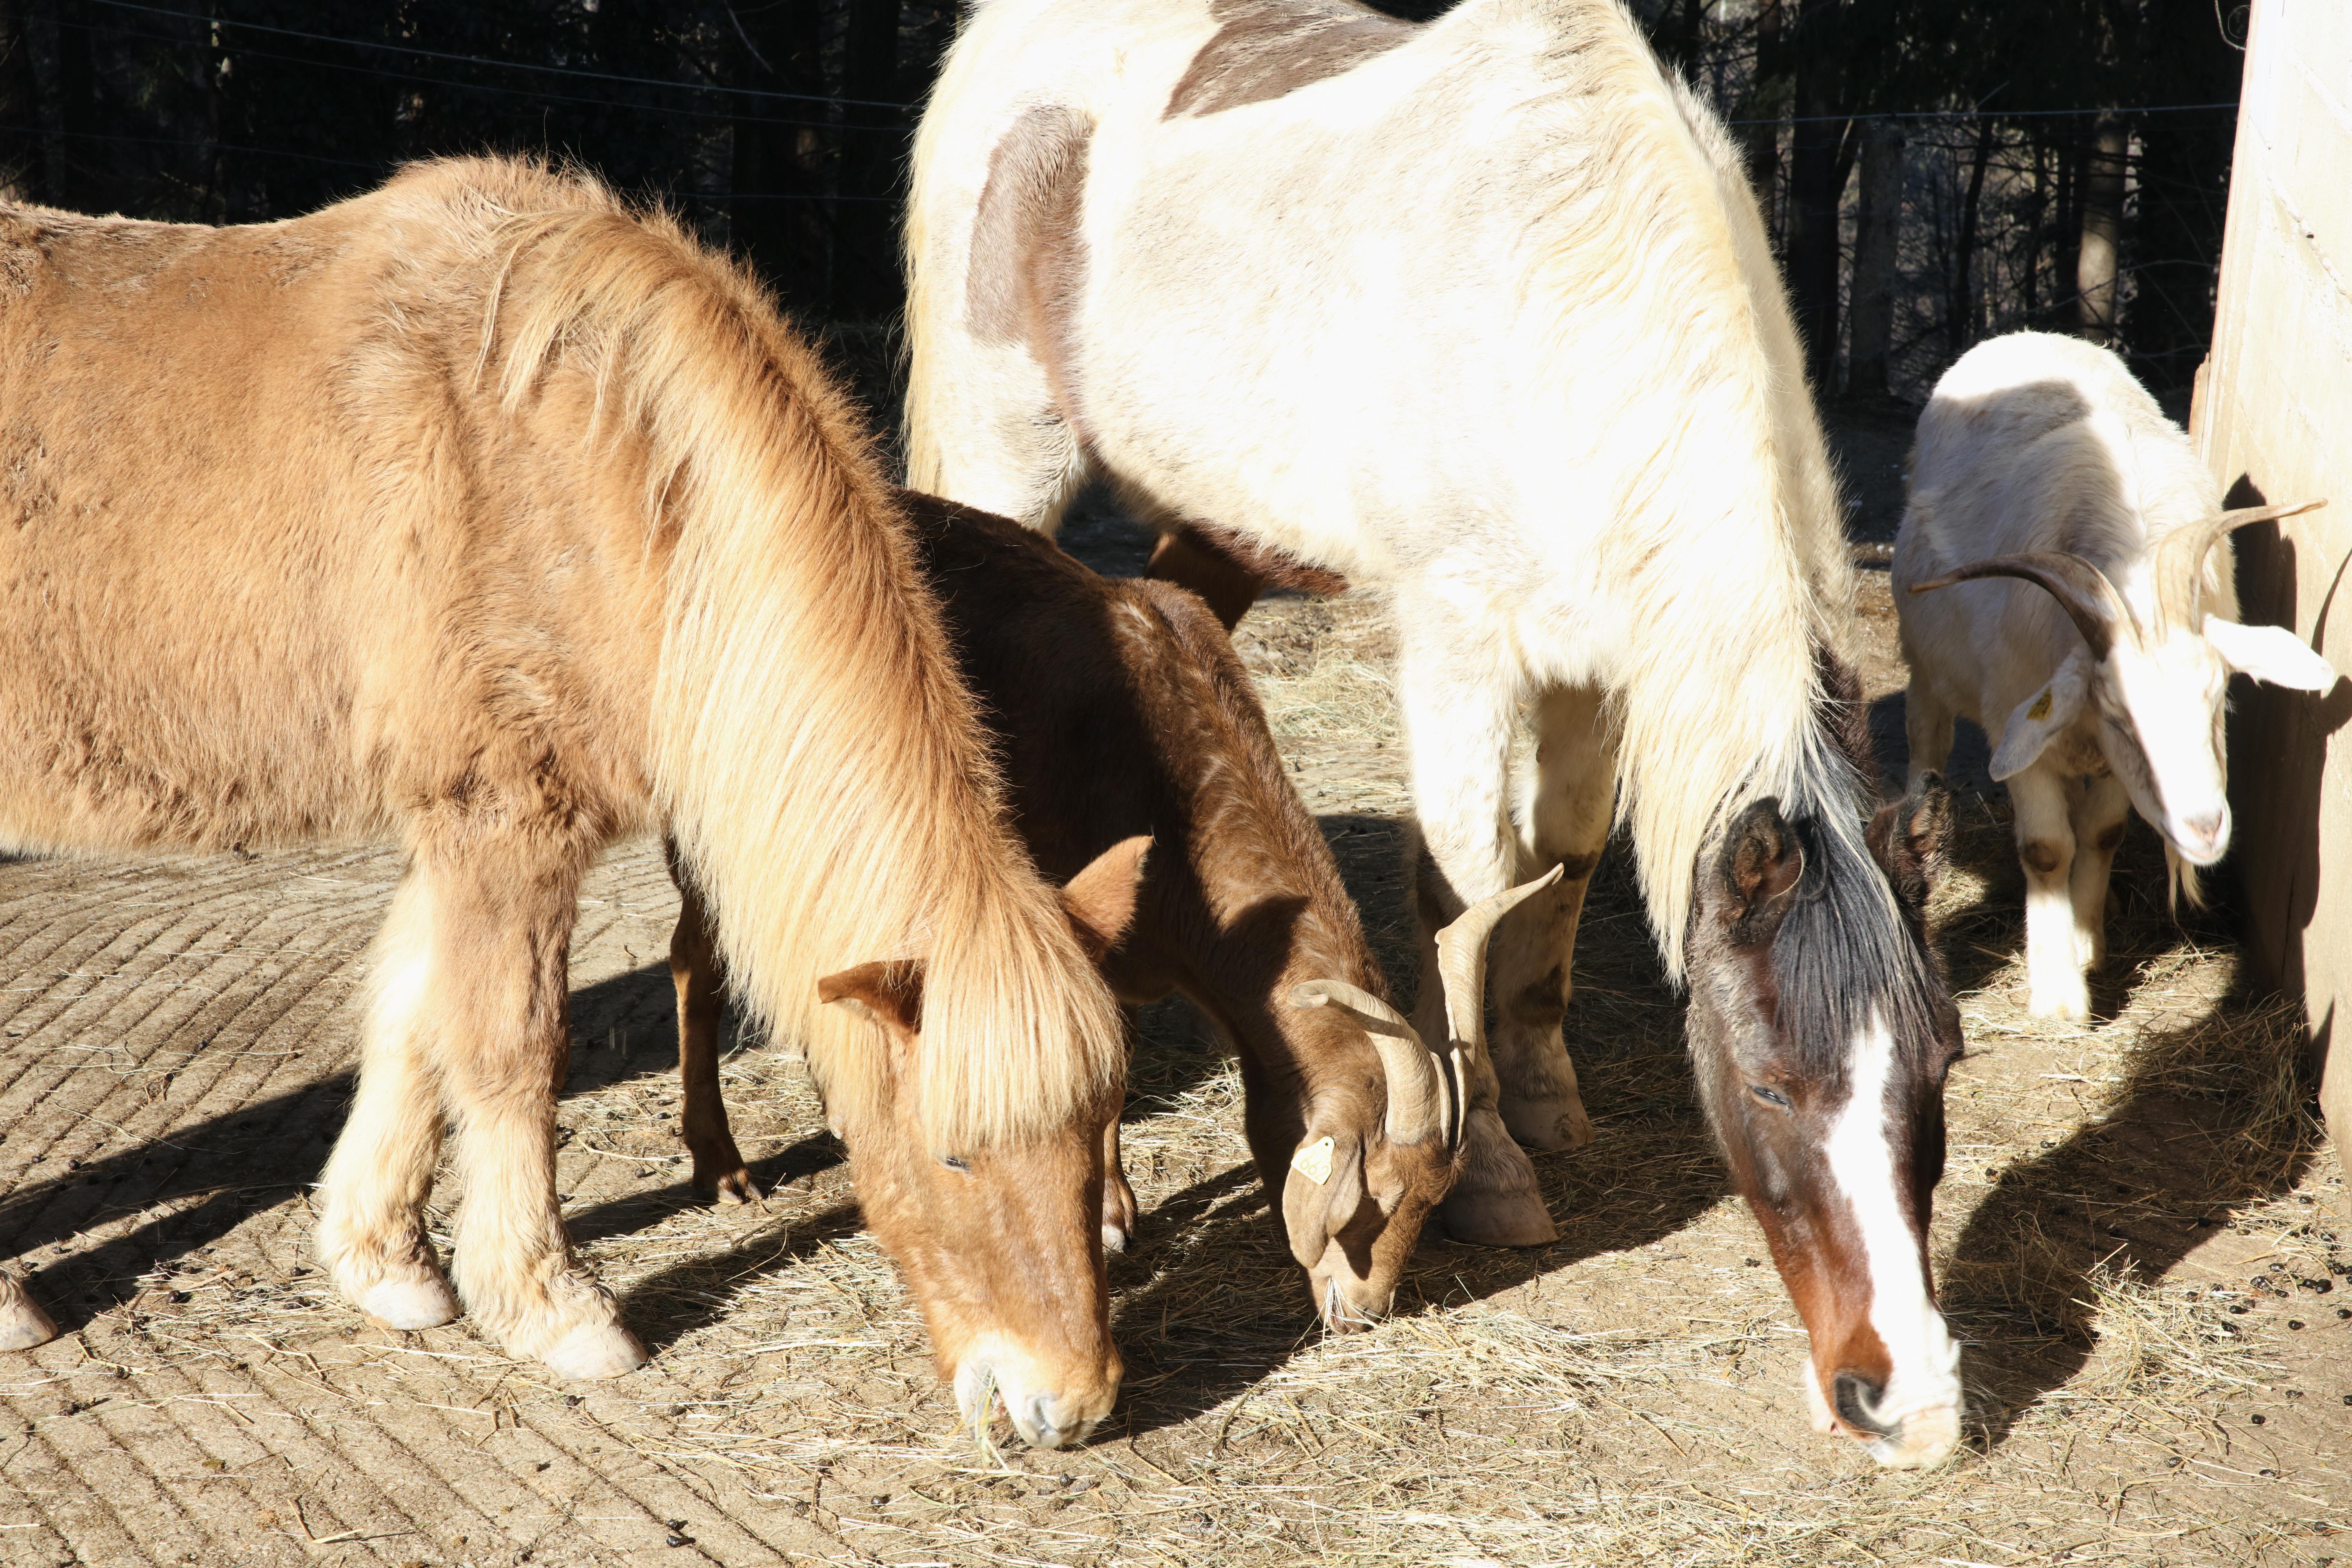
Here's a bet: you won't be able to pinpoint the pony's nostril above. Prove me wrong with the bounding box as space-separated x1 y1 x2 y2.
1833 1371 1893 1439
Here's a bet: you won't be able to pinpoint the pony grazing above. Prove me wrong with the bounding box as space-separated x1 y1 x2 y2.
666 494 1552 1331
905 0 1967 1463
0 159 1130 1449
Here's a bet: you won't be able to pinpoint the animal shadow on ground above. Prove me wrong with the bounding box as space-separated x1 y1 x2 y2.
1902 746 2333 1451
0 954 848 1349
1109 810 1729 1439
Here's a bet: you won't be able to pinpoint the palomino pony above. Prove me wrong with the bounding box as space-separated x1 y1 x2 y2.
668 494 1554 1330
0 159 1134 1449
905 0 1967 1463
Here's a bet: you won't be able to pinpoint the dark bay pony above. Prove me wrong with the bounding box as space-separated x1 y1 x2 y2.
0 160 1131 1448
906 0 1969 1462
668 496 1554 1331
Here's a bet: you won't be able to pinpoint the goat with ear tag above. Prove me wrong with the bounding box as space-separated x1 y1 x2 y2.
1897 331 2339 1018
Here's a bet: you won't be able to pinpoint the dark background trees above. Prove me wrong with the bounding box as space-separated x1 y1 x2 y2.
0 0 2247 401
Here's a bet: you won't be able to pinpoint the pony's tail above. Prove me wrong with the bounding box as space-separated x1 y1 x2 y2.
482 184 1124 1148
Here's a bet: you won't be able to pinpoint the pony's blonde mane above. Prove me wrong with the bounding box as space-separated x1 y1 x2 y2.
472 163 1123 1146
1512 1 1865 974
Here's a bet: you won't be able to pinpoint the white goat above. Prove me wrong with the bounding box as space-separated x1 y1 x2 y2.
1895 331 2334 1019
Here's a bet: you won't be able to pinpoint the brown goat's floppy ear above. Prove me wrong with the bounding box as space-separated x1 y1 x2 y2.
817 960 924 1039
1061 835 1151 962
1280 1124 1366 1271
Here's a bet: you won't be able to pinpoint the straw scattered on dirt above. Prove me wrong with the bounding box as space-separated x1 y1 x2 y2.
2 421 2348 1565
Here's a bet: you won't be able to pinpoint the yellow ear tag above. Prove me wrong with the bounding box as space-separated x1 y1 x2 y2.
2027 689 2053 722
1290 1135 1334 1185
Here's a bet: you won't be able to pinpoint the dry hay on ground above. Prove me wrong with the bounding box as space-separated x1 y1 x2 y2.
0 500 2347 1565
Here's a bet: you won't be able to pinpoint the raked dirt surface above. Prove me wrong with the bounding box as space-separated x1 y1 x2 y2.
0 407 2348 1566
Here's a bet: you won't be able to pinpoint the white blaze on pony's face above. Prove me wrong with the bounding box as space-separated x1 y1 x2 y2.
1686 787 1967 1469
815 838 1150 1450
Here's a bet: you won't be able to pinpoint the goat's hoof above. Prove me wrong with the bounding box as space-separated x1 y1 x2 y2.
541 1321 648 1381
1439 1186 1559 1247
0 1294 58 1351
2026 988 2090 1021
356 1273 461 1332
1501 1095 1592 1152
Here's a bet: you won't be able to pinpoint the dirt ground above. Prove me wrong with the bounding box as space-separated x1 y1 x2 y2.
1 408 2347 1566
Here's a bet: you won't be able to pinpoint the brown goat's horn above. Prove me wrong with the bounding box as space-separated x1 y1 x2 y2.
1909 551 2132 661
1288 980 1447 1147
1432 865 1567 1150
2152 499 2325 632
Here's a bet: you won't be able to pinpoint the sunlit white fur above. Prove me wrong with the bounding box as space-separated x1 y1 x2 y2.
1823 1013 1962 1468
1897 332 2337 1018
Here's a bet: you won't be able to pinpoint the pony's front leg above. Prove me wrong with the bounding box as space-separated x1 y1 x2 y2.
665 853 757 1203
315 868 461 1330
1485 686 1616 1152
1397 617 1556 1247
2008 766 2088 1019
410 843 642 1379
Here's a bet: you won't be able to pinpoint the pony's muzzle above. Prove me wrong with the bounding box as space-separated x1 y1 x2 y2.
1833 1371 1892 1439
953 1345 1119 1450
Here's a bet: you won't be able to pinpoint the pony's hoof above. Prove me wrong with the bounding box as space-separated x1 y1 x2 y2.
1100 1222 1131 1254
357 1274 460 1332
1440 1186 1558 1247
1501 1095 1593 1152
699 1166 760 1205
542 1321 647 1381
0 1294 58 1351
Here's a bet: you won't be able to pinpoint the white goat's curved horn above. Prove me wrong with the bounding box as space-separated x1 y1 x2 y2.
1909 550 2133 661
1432 865 1567 1150
2152 499 2325 632
1287 980 1446 1146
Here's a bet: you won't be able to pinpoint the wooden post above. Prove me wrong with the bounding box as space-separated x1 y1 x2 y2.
2194 0 2352 1216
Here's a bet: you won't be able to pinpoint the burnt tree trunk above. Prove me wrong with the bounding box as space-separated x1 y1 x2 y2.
1737 0 1783 244
2076 111 2128 347
1848 119 1902 399
831 0 903 321
0 0 41 203
731 0 832 318
1949 116 1995 358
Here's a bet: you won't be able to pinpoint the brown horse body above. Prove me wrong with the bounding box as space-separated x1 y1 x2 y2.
0 161 1131 1447
673 497 1531 1327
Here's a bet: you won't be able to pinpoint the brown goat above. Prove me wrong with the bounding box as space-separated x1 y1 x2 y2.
669 496 1544 1329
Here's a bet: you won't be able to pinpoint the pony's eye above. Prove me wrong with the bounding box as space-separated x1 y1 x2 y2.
1749 1084 1792 1109
940 1155 971 1174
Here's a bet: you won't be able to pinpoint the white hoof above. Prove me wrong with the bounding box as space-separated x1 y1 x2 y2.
2027 985 2089 1021
542 1321 648 1380
0 1295 58 1351
357 1274 460 1332
1100 1223 1129 1254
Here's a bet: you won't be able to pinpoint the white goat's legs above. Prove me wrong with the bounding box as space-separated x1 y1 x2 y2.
2069 774 2131 975
2007 767 2089 1019
1396 611 1555 1246
315 868 459 1332
1903 679 1956 791
1481 686 1617 1152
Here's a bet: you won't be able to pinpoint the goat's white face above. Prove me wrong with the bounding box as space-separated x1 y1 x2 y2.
1990 617 2334 865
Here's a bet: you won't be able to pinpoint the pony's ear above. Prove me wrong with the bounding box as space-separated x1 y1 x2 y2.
2204 616 2339 692
1722 798 1803 938
1062 836 1151 963
817 960 924 1039
1867 773 1952 910
1989 649 2089 781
